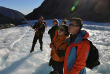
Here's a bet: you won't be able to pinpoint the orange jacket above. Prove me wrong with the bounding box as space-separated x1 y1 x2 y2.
64 30 90 74
50 31 68 62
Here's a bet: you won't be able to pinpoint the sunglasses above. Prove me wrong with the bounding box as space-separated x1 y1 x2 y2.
69 24 80 27
58 28 65 32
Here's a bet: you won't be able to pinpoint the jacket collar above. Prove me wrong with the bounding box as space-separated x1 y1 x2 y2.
69 30 89 43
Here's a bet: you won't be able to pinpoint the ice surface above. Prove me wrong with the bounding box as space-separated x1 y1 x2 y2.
0 20 110 74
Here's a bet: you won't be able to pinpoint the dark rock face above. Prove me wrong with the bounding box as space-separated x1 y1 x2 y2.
0 6 23 21
0 6 24 29
0 13 15 29
26 0 110 22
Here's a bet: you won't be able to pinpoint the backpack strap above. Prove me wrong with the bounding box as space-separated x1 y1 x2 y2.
57 41 66 50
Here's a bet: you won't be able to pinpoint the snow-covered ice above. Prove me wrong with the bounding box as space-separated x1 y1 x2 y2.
0 20 110 74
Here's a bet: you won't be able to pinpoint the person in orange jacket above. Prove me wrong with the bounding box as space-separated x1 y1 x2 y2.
64 18 90 74
49 25 69 74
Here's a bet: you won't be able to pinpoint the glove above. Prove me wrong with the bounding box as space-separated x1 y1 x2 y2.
49 58 53 66
57 50 65 58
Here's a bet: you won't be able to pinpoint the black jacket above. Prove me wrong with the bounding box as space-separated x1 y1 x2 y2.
48 25 59 41
33 21 45 33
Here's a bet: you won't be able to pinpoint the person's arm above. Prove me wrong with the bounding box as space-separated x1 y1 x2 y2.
51 43 56 50
43 21 47 28
68 40 90 74
57 42 68 58
48 26 53 34
50 42 56 57
50 30 58 48
33 22 38 29
30 25 33 29
48 29 51 34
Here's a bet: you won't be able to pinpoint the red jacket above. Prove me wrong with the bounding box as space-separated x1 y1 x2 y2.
64 30 90 74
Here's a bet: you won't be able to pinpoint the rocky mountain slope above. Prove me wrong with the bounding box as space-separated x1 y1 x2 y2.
0 6 24 29
26 0 110 22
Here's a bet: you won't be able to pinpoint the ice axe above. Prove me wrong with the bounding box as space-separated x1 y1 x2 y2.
19 13 39 36
19 13 33 28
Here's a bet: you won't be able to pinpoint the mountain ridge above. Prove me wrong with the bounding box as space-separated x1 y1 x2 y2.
25 0 110 22
0 6 24 29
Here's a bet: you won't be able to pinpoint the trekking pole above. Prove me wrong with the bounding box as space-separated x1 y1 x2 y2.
19 13 33 28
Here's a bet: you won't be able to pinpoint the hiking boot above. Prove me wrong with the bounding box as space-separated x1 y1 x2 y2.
30 44 35 53
40 45 43 51
30 49 34 53
40 46 43 51
50 71 58 74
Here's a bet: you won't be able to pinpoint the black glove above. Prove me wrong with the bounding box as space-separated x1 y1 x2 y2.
57 50 65 58
49 58 53 66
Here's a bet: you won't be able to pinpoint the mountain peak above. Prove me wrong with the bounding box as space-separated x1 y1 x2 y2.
25 0 110 22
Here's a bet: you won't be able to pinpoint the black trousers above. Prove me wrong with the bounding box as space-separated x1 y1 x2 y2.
50 58 64 74
31 33 43 50
33 33 43 44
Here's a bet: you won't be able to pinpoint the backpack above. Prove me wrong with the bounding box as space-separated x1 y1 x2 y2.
85 39 100 69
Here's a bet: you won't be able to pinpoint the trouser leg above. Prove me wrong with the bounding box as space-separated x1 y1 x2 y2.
57 62 63 74
50 59 58 74
39 33 43 51
51 59 63 74
30 34 38 52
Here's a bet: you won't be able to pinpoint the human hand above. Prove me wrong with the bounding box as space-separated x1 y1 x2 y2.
51 44 56 50
35 29 38 32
